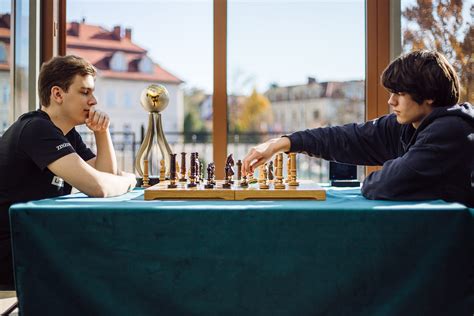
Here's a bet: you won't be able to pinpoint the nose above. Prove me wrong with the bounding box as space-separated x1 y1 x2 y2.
388 93 398 107
89 94 98 106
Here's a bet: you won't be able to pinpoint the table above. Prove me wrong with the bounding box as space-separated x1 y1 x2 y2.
9 188 474 315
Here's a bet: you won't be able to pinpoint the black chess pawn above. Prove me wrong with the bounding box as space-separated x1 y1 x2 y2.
210 162 216 185
222 165 232 189
226 154 235 184
268 161 274 181
204 163 214 189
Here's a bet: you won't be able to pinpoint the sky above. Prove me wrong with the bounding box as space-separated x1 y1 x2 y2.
65 0 365 94
1 0 471 94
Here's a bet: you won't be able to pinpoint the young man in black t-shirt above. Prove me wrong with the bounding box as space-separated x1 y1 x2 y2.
242 50 474 206
0 55 137 287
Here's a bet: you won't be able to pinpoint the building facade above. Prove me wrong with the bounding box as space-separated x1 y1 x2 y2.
0 16 184 141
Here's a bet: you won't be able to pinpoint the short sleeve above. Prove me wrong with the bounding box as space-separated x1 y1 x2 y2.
66 128 96 162
19 119 76 170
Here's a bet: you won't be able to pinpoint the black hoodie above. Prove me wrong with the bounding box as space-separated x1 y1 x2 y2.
288 103 474 207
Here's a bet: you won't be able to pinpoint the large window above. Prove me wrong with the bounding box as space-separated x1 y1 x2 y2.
66 0 213 173
0 2 11 133
228 0 366 181
401 0 473 102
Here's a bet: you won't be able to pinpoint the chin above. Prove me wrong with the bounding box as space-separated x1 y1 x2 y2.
395 116 405 124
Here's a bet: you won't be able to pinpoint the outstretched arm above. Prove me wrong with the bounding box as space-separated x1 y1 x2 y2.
242 114 401 176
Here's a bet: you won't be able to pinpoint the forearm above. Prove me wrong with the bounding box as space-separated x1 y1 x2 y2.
95 171 135 197
94 130 118 174
287 123 394 165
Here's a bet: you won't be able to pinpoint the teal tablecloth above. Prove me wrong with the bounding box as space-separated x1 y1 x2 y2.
9 189 474 315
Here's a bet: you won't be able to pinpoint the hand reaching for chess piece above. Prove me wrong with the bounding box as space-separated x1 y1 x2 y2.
242 137 290 176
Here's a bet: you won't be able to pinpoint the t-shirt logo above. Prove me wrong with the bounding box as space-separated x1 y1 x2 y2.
51 176 64 188
56 142 72 151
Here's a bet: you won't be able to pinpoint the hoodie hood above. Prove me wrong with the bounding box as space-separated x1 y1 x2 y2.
421 102 474 129
401 103 474 150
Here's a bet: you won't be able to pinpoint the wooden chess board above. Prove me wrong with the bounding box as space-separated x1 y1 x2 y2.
144 179 326 201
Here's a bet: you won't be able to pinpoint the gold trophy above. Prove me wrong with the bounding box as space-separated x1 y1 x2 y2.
135 84 173 179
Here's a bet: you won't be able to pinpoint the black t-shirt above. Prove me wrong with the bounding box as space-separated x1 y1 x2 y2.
0 110 95 234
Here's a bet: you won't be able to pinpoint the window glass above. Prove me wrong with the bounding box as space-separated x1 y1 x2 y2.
228 0 366 181
0 3 11 134
67 0 213 174
401 0 473 102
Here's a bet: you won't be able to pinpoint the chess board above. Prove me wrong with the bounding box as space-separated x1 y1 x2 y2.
144 179 326 201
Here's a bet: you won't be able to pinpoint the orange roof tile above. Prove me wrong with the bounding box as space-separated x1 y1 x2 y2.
67 23 146 53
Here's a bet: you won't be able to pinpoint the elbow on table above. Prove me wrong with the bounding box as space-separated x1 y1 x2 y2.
81 179 108 198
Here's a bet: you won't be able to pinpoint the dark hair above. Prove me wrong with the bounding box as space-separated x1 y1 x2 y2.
381 50 460 107
38 55 96 107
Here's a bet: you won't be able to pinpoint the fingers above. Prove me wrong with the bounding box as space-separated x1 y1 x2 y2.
242 149 257 176
242 148 266 176
86 108 110 132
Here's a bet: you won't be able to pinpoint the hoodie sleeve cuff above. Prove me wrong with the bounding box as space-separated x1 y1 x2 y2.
283 133 304 153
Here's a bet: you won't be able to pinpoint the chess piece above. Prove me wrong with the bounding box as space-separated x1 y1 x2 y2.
259 164 269 189
268 161 274 181
289 153 299 186
222 165 232 189
135 84 172 177
240 175 249 187
204 163 215 189
199 161 204 183
274 153 285 189
159 159 166 181
188 152 197 188
210 162 216 185
236 160 242 181
226 154 235 184
179 152 187 182
142 159 150 188
258 164 266 183
195 152 201 183
248 173 258 184
168 153 178 188
285 154 291 183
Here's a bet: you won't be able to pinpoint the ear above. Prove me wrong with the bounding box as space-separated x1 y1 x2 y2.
423 99 434 107
50 86 64 105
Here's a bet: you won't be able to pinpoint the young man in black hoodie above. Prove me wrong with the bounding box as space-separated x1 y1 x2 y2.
0 55 137 287
242 50 474 207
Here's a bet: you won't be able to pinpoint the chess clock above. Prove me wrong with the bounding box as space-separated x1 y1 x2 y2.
329 162 360 187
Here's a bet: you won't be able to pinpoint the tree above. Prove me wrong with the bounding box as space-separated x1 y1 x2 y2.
236 88 273 142
402 0 473 102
